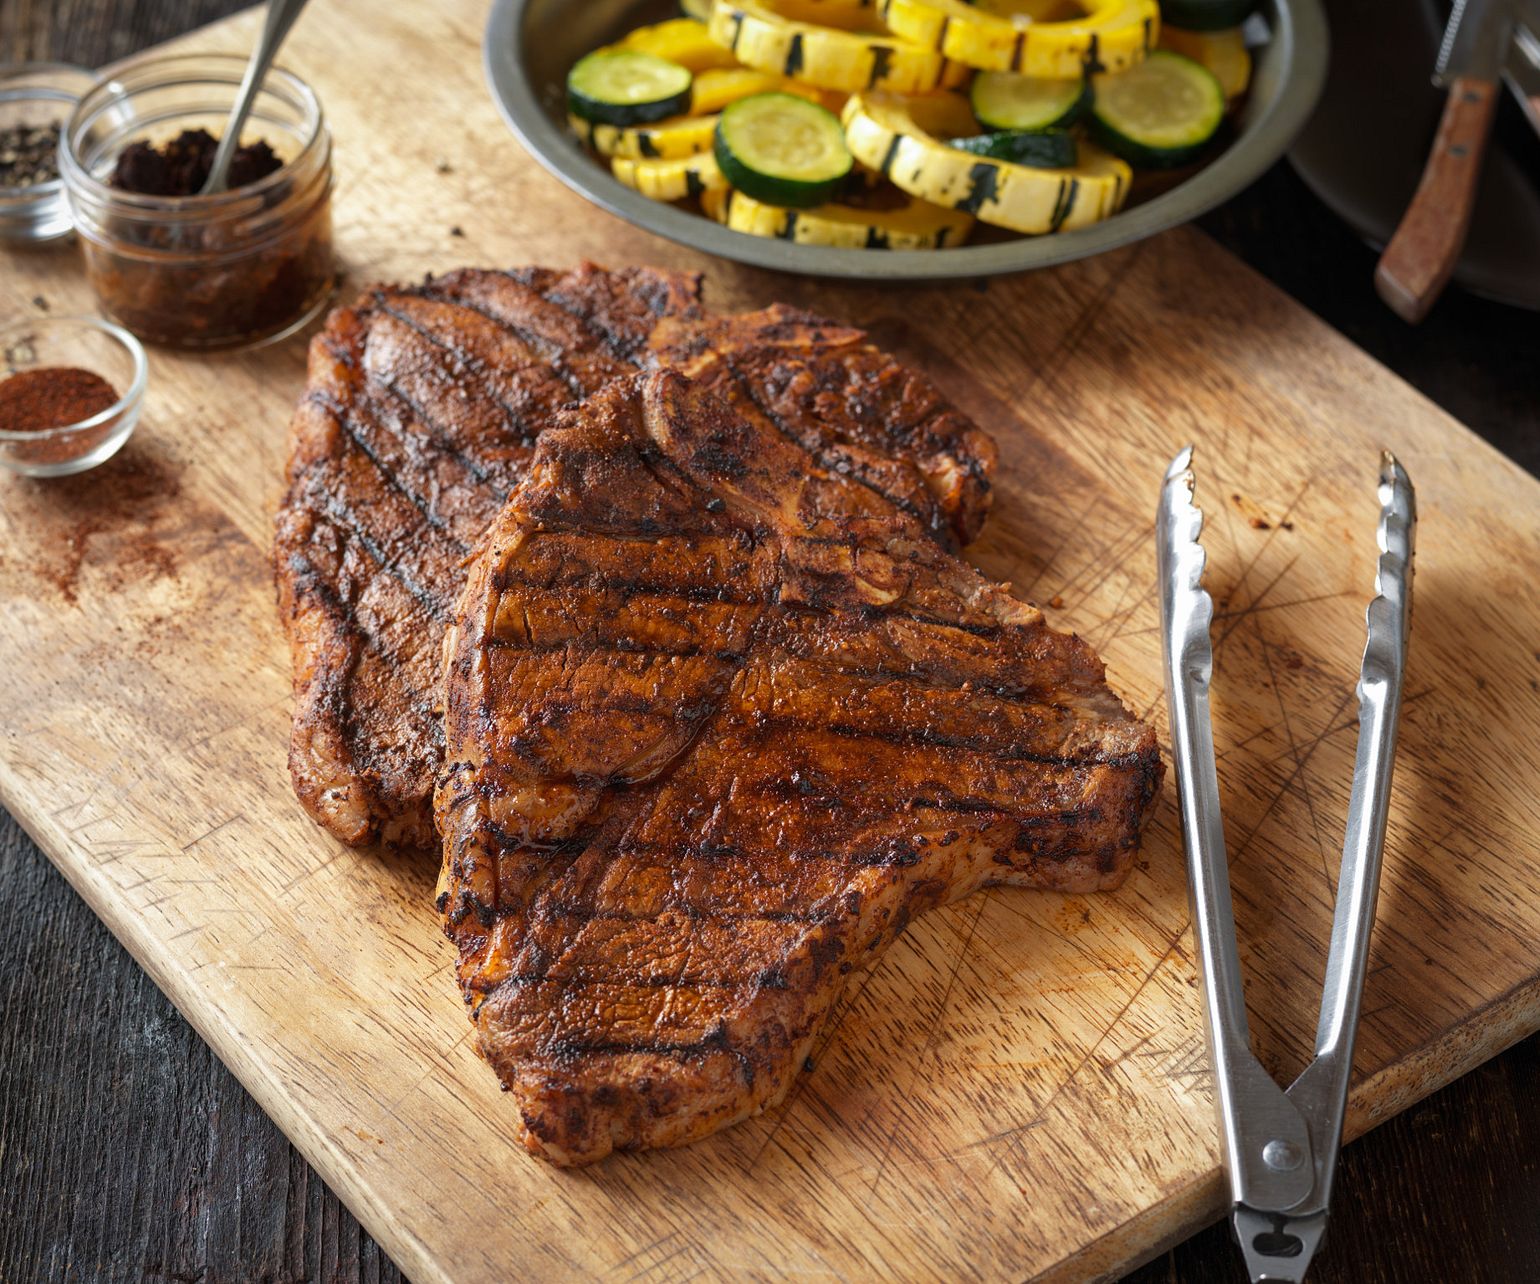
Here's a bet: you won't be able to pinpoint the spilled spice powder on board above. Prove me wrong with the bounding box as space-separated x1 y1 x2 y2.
23 450 183 605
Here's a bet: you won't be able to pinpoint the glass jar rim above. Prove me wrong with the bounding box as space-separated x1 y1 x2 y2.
0 60 96 87
60 51 325 214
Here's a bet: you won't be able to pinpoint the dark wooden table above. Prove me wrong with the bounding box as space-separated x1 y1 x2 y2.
3 4 1538 1281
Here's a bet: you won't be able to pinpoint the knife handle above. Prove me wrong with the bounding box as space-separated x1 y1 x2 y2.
1374 77 1498 324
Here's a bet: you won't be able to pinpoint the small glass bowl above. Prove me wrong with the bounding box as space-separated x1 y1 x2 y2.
0 316 148 477
0 63 96 244
59 52 335 350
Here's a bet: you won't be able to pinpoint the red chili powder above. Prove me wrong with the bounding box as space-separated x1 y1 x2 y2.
0 366 120 433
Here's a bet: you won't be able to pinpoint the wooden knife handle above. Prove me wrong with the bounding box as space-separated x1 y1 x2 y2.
1374 77 1499 324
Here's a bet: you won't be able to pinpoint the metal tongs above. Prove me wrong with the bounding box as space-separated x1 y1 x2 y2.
1156 448 1416 1283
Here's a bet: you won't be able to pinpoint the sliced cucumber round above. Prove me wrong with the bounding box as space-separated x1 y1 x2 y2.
567 50 694 127
1090 51 1224 168
713 93 853 208
970 72 1091 133
1160 0 1258 32
949 130 1078 168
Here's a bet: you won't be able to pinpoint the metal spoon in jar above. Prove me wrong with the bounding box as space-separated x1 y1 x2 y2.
199 0 313 195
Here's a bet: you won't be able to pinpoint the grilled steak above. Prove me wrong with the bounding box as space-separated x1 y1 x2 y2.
274 266 996 851
274 264 705 850
436 370 1162 1166
649 306 995 547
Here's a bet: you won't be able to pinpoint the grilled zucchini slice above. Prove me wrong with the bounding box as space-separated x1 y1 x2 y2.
618 17 743 71
570 112 719 159
878 0 1158 77
613 151 729 201
1158 24 1250 99
970 71 1091 131
703 184 973 247
950 129 1077 167
714 93 853 206
706 0 970 93
1090 50 1223 167
842 90 1131 233
568 50 694 126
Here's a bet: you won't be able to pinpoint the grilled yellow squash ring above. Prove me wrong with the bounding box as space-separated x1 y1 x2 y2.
841 90 1131 233
569 113 719 159
707 0 971 93
878 0 1159 78
613 151 730 201
703 184 974 247
689 66 842 112
617 17 742 71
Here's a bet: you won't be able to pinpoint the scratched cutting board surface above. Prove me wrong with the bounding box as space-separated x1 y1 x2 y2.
4 3 1540 1281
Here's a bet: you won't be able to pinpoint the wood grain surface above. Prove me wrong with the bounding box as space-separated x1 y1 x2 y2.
3 2 1540 1282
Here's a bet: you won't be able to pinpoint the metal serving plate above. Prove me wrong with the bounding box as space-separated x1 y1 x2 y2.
485 0 1328 280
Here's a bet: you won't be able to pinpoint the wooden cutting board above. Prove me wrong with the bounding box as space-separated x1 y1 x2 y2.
4 3 1540 1280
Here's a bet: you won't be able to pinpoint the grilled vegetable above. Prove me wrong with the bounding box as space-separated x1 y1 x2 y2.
1158 24 1250 99
713 93 853 206
877 0 1159 78
841 90 1130 232
568 50 695 126
950 129 1077 167
1090 50 1223 167
706 0 970 93
1160 0 1257 33
690 66 830 112
613 151 729 201
682 0 713 16
970 71 1091 131
703 184 973 247
619 17 743 70
570 112 719 159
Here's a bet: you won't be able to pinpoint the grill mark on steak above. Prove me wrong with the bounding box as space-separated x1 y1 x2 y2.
532 276 662 364
720 355 933 530
303 390 467 548
764 719 1143 765
435 371 1162 1166
280 549 443 729
373 376 519 485
370 304 545 456
276 265 998 851
422 276 629 393
492 570 766 607
289 475 453 621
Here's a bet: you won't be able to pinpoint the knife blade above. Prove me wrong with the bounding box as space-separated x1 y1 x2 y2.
1375 0 1513 322
1435 0 1516 85
1505 20 1540 137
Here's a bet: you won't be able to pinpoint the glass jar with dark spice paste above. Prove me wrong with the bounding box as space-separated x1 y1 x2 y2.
60 53 335 349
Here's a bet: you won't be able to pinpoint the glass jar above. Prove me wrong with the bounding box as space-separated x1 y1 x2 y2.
0 64 96 244
59 52 335 350
0 316 147 477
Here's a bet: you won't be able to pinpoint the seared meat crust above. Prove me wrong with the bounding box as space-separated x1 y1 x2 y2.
649 306 996 546
274 264 704 849
436 371 1161 1166
274 267 998 851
